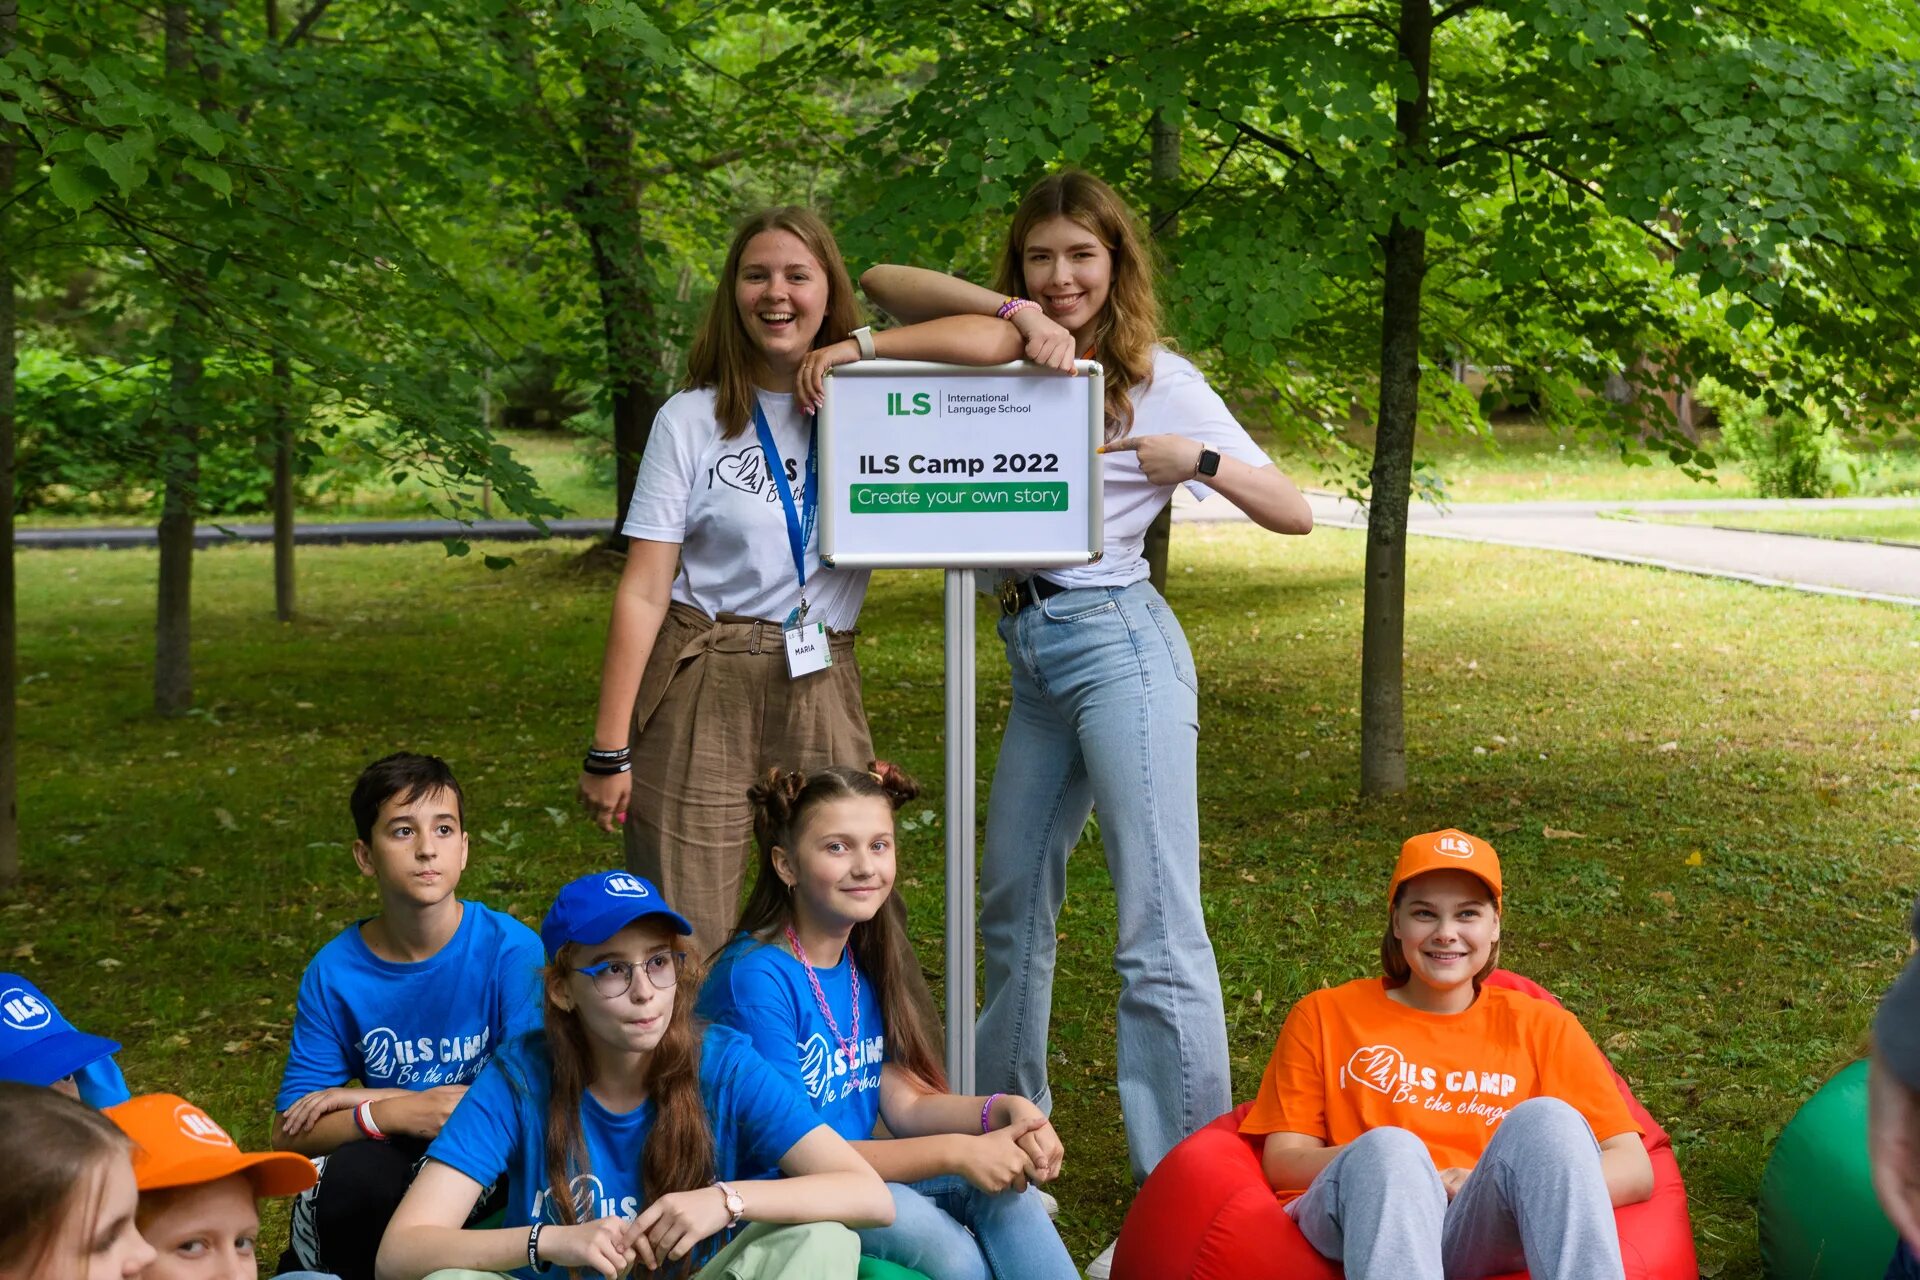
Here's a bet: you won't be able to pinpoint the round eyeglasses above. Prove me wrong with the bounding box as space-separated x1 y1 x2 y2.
573 952 685 998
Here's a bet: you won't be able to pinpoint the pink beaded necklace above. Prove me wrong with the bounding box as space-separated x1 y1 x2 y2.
785 923 861 1069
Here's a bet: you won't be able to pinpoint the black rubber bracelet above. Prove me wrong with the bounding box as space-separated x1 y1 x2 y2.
528 1222 551 1272
582 759 634 776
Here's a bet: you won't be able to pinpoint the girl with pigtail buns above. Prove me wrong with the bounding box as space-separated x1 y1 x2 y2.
697 763 1079 1280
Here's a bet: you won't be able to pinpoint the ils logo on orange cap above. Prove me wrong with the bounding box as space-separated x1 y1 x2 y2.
1435 833 1475 859
173 1102 233 1148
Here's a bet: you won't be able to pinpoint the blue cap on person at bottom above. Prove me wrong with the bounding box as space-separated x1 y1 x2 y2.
541 871 693 962
0 974 121 1088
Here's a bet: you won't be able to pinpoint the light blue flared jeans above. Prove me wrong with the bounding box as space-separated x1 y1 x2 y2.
974 579 1233 1181
857 1176 1078 1280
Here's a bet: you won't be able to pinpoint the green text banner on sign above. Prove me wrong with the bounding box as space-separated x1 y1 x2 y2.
817 360 1104 569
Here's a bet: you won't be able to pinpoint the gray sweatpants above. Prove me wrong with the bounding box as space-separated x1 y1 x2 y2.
1285 1096 1625 1280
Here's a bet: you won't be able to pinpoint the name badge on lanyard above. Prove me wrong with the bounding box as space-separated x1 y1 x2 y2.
753 397 832 680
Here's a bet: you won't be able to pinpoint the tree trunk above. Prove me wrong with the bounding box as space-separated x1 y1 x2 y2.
577 53 664 547
1142 110 1182 593
1360 0 1433 797
272 354 294 621
0 0 18 884
154 1 213 715
155 321 201 715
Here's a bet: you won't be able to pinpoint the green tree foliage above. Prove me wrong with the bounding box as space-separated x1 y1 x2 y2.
779 0 1920 793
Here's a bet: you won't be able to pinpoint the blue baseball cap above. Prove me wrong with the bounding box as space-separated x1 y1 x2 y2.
541 871 693 962
0 975 121 1088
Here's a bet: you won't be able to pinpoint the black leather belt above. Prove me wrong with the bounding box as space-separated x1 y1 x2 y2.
998 575 1069 617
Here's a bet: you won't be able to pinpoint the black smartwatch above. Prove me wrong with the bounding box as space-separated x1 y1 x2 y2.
1195 447 1221 478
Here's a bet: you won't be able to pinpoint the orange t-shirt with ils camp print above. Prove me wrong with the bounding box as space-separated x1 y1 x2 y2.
1239 978 1638 1200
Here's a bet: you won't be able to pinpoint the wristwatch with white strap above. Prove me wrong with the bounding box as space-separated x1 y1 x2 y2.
715 1179 745 1229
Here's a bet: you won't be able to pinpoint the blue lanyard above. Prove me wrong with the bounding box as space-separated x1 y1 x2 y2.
751 397 817 601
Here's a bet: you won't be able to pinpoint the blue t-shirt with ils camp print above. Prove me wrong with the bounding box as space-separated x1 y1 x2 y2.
426 1024 823 1280
697 935 886 1141
273 900 544 1111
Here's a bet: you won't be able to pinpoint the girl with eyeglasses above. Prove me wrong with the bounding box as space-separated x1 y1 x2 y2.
696 764 1077 1280
376 870 891 1280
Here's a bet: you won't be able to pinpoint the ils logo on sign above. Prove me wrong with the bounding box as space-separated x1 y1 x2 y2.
0 988 50 1031
886 392 931 416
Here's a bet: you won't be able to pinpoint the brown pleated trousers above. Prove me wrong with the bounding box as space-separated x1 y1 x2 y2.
622 602 873 957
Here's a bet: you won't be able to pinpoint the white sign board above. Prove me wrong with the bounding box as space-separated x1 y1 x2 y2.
817 360 1104 569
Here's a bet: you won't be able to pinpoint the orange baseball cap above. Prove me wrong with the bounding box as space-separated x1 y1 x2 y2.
1389 829 1501 908
105 1094 316 1197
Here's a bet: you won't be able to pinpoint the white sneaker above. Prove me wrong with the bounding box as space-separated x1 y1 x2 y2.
1038 1189 1060 1219
1084 1239 1117 1280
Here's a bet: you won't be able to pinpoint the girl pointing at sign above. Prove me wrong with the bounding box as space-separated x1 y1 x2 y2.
859 169 1312 1275
578 207 1026 953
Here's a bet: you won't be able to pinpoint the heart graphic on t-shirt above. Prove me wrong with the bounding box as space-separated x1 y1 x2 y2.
714 447 778 501
1343 1043 1406 1094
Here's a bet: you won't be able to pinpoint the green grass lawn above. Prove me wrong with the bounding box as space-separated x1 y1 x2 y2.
1267 421 1920 505
7 525 1918 1278
21 418 1920 532
17 429 612 528
1643 507 1920 546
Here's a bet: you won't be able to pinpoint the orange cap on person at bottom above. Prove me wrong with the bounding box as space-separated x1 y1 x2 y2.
1389 829 1502 908
105 1093 317 1197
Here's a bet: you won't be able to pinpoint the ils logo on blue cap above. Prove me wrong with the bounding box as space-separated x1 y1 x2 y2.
603 873 649 899
0 987 51 1031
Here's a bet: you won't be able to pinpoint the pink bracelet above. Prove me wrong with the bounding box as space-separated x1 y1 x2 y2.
981 1092 1004 1134
997 297 1039 321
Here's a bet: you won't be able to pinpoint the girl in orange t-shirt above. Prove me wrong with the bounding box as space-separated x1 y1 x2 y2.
1239 830 1653 1280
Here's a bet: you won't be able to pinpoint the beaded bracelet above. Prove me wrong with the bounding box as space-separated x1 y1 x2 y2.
997 297 1039 321
981 1092 1005 1134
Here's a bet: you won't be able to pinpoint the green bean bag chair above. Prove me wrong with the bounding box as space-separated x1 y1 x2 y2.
858 1260 933 1280
1759 1059 1897 1278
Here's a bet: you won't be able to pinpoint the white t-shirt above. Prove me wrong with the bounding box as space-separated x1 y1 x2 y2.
621 387 871 632
1039 347 1274 590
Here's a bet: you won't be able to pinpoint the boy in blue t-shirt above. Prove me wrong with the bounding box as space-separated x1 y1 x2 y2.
269 751 543 1280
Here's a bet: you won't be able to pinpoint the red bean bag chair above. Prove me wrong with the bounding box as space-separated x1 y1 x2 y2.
1112 970 1696 1280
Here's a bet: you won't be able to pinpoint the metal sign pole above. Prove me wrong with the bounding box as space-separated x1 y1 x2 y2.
943 567 977 1094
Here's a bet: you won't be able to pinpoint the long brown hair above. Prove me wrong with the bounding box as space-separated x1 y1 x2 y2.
736 762 948 1094
0 1082 136 1279
685 207 861 439
995 170 1161 439
537 941 714 1278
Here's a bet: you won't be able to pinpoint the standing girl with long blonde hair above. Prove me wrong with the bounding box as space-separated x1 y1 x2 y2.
376 869 892 1279
575 207 1025 955
854 169 1315 1277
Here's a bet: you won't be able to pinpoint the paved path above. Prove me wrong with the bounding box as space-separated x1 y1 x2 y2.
16 516 612 550
21 495 1920 606
1178 491 1920 607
